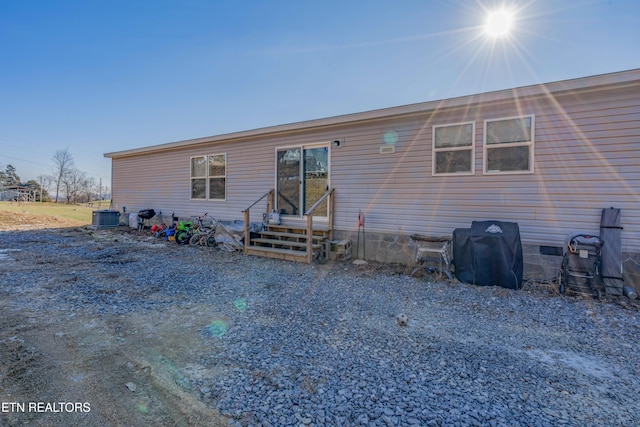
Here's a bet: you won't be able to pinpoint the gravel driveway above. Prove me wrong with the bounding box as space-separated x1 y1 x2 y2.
1 226 639 426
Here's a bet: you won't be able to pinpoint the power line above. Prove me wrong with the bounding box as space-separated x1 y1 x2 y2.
0 154 53 167
0 154 110 180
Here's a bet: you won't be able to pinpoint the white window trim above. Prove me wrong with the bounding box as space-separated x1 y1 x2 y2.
190 155 207 201
483 114 535 175
190 153 227 201
432 121 475 176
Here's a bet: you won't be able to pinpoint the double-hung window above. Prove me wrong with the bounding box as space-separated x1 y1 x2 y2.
190 154 226 200
484 115 534 174
432 121 475 175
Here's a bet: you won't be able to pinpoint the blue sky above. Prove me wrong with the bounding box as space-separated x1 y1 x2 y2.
1 0 638 186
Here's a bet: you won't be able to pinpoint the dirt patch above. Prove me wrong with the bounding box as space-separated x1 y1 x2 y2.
0 209 87 231
0 222 230 426
0 293 227 427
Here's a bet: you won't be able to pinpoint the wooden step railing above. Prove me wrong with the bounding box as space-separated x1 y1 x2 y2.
242 189 273 255
304 188 335 263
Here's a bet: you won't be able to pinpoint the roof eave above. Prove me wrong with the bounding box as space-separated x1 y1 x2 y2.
104 68 640 159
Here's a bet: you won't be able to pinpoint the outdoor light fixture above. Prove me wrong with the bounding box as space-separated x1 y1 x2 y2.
332 139 343 148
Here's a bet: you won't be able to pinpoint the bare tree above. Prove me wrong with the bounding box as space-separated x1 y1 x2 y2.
82 176 96 204
38 174 54 201
62 168 87 204
52 148 74 203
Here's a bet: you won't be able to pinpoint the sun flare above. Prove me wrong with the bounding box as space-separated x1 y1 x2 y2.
485 8 514 38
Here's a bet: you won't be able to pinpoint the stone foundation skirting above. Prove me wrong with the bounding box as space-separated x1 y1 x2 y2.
332 229 639 294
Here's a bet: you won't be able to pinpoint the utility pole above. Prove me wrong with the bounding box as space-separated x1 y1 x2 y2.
99 178 102 207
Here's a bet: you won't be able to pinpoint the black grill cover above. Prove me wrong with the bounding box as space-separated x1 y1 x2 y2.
452 228 474 284
470 221 523 289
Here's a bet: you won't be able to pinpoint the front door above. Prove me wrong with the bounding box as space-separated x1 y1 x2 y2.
276 145 329 218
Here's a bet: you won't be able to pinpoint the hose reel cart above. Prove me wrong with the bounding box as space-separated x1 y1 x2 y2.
559 232 604 299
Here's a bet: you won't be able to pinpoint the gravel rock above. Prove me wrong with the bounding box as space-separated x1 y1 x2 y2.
2 226 639 426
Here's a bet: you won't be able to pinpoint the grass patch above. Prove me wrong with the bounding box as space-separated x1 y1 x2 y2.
0 201 109 224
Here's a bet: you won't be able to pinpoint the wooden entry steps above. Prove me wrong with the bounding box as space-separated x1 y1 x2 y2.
245 225 329 263
242 188 335 263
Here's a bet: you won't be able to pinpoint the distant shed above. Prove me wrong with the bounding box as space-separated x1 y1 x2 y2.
0 186 36 202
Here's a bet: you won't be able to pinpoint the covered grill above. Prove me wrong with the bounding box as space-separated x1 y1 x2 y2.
452 220 523 290
137 209 156 231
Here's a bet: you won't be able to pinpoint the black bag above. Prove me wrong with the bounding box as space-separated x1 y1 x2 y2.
600 208 623 296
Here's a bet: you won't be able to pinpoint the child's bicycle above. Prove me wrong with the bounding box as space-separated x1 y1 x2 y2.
188 213 219 247
151 222 169 238
174 220 195 245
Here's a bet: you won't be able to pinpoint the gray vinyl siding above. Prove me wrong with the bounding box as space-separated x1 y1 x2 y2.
330 86 639 252
109 72 640 253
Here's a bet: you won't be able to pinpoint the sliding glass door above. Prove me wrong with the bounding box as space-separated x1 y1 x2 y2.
303 146 329 216
276 145 329 218
276 148 301 216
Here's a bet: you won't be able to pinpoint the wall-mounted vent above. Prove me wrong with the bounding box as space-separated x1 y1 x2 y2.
379 145 395 154
539 246 563 256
